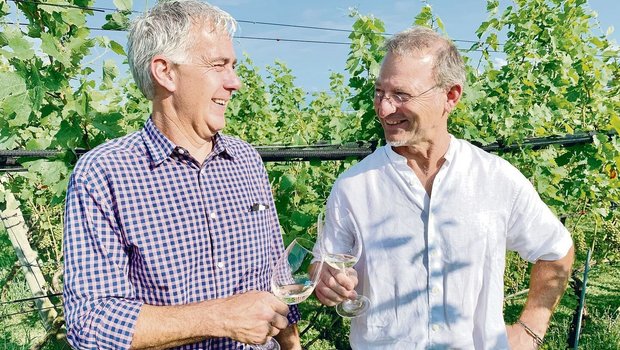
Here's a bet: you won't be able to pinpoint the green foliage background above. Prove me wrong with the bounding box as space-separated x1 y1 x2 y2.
0 0 619 348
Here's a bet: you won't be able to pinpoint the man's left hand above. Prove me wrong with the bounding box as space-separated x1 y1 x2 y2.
506 323 539 350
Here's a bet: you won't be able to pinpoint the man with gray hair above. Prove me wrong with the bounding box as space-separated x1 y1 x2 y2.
313 26 574 349
63 1 301 349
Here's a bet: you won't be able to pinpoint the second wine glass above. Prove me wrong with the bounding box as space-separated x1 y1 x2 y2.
318 209 370 318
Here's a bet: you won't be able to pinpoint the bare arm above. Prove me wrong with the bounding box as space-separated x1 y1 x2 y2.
130 291 291 349
275 323 302 350
507 245 575 349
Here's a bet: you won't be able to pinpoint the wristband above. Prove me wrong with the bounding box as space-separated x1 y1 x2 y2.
516 319 544 347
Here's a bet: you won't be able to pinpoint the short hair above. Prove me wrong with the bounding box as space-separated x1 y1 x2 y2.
383 26 466 89
127 0 237 100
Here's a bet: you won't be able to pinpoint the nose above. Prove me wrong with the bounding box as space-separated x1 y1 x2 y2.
225 70 242 91
375 97 397 118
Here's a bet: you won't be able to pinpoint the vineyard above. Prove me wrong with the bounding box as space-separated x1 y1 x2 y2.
1 0 619 349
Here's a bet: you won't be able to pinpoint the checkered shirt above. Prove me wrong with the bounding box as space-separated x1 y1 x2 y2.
63 117 300 349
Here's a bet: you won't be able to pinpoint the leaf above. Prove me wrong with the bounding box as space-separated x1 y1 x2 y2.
593 207 609 218
92 112 125 137
611 115 620 134
61 8 86 27
109 40 126 56
54 119 84 149
606 25 615 36
2 92 32 127
40 32 71 67
414 6 433 27
102 12 131 31
3 26 34 60
0 71 27 100
25 137 51 150
102 59 119 86
113 0 133 12
280 174 297 191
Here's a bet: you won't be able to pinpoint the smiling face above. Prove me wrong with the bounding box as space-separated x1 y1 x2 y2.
374 51 449 148
145 25 242 154
169 27 241 142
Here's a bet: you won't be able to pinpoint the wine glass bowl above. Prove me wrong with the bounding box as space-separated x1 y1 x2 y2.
254 238 322 350
318 209 370 318
272 238 323 305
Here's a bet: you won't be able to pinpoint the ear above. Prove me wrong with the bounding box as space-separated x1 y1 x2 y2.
151 55 177 94
444 84 462 114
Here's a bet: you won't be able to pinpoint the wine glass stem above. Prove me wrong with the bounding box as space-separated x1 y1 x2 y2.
252 338 280 350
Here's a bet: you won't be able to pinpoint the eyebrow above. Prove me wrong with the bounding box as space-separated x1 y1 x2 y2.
198 56 237 66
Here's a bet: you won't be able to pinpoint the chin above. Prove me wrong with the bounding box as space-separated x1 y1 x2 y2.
385 133 412 147
387 139 409 147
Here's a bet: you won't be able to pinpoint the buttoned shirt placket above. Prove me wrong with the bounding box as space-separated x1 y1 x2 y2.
426 162 449 346
389 148 452 347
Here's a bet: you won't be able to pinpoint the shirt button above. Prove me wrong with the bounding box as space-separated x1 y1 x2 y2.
432 287 440 295
216 261 225 269
432 324 440 332
177 148 185 155
209 212 217 220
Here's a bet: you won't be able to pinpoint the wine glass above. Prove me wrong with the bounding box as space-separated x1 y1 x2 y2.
317 209 370 318
254 238 323 350
272 237 323 304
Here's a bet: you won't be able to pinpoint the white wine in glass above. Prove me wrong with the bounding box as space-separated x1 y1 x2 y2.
272 237 323 305
254 238 323 350
318 209 370 318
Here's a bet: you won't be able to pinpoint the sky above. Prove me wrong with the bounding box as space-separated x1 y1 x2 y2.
7 0 620 93
207 0 619 93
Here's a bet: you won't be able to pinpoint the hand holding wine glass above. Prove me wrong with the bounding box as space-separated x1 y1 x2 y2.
317 209 370 318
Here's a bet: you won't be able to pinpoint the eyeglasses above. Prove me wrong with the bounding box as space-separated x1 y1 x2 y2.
373 85 438 107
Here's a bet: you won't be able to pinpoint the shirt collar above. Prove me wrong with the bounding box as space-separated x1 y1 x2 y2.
443 134 456 165
143 117 175 167
212 133 236 160
142 117 236 167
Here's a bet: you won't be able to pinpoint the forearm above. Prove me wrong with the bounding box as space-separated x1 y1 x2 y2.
519 245 575 335
131 300 226 349
274 323 301 350
131 291 291 349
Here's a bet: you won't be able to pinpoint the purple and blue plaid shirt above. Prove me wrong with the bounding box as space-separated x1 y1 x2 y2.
63 118 300 349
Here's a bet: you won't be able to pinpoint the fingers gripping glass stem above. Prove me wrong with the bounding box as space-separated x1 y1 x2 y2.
318 209 370 318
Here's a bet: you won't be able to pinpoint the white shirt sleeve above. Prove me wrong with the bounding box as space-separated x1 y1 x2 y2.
506 171 573 262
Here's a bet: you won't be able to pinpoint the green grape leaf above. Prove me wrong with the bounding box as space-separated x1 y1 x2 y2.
3 92 32 127
109 40 126 56
3 26 34 60
113 0 133 12
0 71 27 100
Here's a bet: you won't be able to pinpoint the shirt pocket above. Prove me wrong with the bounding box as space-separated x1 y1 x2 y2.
228 206 274 293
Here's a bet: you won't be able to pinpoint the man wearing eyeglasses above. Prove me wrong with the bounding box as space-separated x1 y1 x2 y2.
313 26 574 349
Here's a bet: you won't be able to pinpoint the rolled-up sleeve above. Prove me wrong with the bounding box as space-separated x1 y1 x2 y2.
63 169 142 350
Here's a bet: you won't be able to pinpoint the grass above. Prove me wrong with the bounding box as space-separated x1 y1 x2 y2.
504 261 620 350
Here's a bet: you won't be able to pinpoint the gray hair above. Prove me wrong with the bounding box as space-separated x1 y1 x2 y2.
127 0 237 100
383 27 466 89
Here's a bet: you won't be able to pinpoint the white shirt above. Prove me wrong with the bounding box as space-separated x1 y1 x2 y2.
324 136 572 350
